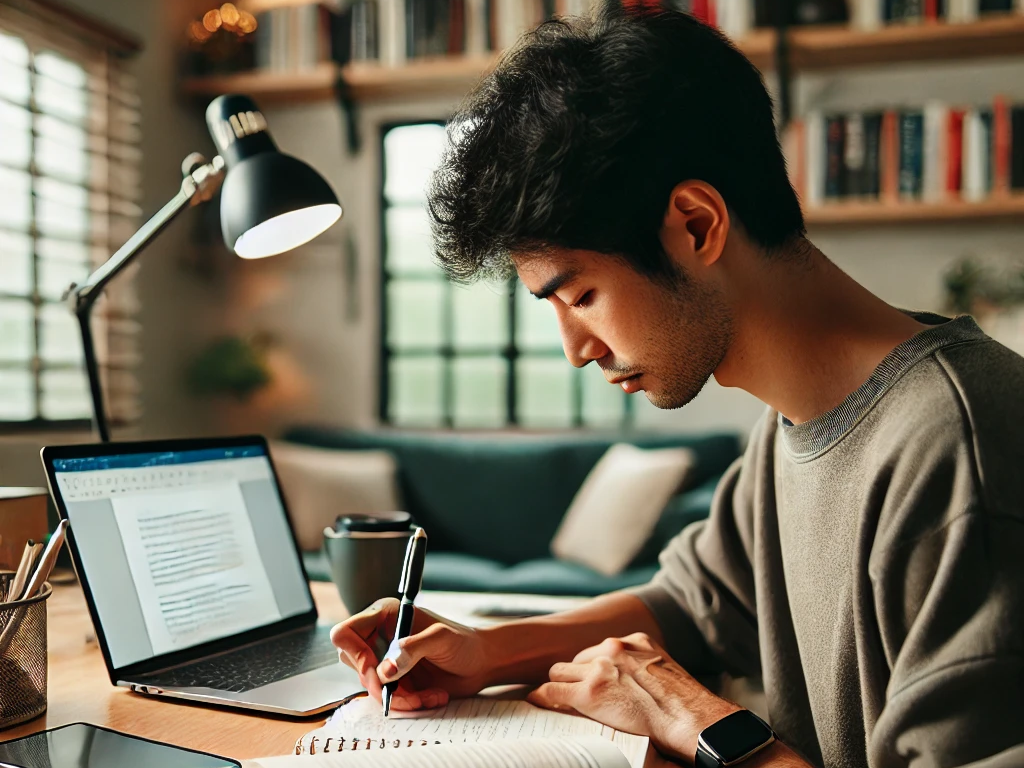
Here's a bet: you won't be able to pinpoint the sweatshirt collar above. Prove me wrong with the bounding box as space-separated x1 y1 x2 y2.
779 313 987 460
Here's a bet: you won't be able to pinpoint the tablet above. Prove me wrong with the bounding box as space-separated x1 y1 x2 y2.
0 723 240 768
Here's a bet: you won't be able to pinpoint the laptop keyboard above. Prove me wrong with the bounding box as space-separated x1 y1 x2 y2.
137 627 339 693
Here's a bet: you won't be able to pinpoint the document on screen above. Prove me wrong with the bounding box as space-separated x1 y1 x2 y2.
111 482 282 655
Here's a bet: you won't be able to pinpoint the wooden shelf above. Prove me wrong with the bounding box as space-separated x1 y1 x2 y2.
789 15 1024 70
180 62 339 103
805 195 1024 225
179 16 1024 103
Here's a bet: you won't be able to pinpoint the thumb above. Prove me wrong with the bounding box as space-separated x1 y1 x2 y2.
377 622 453 683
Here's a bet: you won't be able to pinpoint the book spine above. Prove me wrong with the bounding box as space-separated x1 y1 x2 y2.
902 0 924 20
806 111 825 205
979 108 994 194
255 11 273 69
979 0 1012 12
924 0 938 19
946 109 965 197
880 109 899 201
1012 106 1024 190
898 110 924 200
824 114 846 199
993 95 1011 193
854 0 883 28
962 109 986 201
379 0 407 65
863 112 883 198
844 112 866 198
448 0 465 54
465 0 488 52
922 101 948 202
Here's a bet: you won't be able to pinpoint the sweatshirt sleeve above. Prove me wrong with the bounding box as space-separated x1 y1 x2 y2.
624 415 767 678
867 418 1024 768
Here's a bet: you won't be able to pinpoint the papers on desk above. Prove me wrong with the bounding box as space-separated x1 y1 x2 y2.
246 696 648 768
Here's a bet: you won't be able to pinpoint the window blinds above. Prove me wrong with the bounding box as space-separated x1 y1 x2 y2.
0 1 141 427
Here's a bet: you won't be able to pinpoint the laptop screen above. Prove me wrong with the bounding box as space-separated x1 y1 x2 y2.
51 443 313 670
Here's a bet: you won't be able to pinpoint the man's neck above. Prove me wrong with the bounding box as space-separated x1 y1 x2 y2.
714 243 930 425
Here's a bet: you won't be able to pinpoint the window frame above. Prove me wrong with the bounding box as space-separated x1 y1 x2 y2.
0 3 141 432
378 120 634 430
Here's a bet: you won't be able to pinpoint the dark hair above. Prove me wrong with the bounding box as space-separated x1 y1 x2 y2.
428 8 805 284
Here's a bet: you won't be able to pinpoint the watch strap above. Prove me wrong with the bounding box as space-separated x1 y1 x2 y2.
695 743 724 768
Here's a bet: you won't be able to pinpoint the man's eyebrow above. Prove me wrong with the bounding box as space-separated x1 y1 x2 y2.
532 268 582 300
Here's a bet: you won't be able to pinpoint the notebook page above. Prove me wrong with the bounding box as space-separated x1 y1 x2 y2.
296 697 649 768
248 736 630 768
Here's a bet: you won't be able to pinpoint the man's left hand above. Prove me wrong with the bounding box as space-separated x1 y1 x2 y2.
527 632 741 762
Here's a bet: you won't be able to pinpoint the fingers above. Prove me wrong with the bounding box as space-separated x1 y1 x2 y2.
527 682 582 714
548 662 589 683
574 636 626 664
331 599 400 646
332 622 383 699
390 684 450 712
376 622 453 684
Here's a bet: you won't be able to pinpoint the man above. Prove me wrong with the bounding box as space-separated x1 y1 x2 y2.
332 8 1024 768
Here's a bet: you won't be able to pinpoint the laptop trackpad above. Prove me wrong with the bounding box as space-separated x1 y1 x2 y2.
244 662 365 712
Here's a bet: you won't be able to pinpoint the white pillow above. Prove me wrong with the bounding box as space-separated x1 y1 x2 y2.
269 441 404 551
551 443 694 576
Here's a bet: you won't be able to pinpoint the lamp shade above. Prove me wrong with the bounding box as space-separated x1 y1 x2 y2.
205 94 342 259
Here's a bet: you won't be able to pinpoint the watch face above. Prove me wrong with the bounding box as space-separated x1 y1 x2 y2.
700 711 774 764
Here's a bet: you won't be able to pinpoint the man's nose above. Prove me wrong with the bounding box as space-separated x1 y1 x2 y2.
557 314 609 369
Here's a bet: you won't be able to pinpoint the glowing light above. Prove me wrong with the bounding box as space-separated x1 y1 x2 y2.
220 3 241 26
233 205 342 259
202 9 222 32
238 10 258 33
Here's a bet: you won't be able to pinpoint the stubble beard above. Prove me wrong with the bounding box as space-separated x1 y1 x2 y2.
644 278 734 410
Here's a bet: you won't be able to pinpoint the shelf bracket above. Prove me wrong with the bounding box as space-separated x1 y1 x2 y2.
334 71 361 155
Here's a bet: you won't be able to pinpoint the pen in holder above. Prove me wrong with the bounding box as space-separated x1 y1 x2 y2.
0 571 51 730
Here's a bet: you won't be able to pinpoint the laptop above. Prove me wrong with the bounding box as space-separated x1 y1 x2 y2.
41 435 365 716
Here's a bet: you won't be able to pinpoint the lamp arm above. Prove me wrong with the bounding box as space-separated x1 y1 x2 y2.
66 153 225 441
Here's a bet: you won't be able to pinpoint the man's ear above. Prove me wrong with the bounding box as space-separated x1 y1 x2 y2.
661 181 730 269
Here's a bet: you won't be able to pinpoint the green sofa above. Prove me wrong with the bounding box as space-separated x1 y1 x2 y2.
284 427 739 597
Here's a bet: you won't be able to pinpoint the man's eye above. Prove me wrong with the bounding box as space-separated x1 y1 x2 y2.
570 291 594 309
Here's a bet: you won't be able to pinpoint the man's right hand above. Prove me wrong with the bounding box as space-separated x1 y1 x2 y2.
330 599 493 712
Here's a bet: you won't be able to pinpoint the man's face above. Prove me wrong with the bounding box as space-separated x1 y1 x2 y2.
515 248 733 409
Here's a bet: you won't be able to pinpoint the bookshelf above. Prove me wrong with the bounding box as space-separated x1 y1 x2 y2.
179 16 1024 104
804 195 1024 225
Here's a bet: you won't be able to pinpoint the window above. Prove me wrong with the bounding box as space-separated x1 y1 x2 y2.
380 122 632 429
0 4 141 427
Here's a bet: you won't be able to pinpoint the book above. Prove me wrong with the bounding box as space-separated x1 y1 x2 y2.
880 109 899 201
862 112 883 198
898 110 924 199
843 112 866 198
805 110 825 205
824 114 846 199
245 696 650 768
946 108 965 196
1012 105 1024 190
922 101 949 201
993 95 1012 193
961 109 986 201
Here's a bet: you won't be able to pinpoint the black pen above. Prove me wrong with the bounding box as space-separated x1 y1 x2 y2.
382 526 428 718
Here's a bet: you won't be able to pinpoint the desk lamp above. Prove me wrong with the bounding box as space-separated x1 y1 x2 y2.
65 94 342 441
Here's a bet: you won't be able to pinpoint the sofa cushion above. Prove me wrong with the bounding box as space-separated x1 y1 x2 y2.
271 441 403 551
552 444 695 576
301 550 657 597
284 427 741 566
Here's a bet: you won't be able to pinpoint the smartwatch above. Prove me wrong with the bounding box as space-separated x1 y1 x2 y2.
695 710 776 768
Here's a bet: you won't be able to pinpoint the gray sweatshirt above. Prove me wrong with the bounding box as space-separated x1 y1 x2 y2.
630 314 1024 768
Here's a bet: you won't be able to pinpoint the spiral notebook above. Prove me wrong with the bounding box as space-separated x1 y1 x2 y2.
244 696 651 768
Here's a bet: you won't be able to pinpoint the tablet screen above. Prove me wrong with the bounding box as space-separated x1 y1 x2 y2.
0 723 240 768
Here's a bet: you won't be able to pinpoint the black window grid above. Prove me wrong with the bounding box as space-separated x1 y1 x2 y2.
378 121 634 429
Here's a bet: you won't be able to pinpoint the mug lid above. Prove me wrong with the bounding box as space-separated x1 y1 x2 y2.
335 511 413 533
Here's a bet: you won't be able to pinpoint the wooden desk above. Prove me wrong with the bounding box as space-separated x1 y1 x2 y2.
0 581 348 760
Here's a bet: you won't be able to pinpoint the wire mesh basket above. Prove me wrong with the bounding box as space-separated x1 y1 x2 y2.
0 571 51 730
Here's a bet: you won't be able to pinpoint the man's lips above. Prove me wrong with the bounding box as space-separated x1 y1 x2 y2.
609 373 643 393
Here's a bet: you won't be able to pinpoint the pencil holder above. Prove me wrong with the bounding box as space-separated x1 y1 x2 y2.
0 571 51 730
